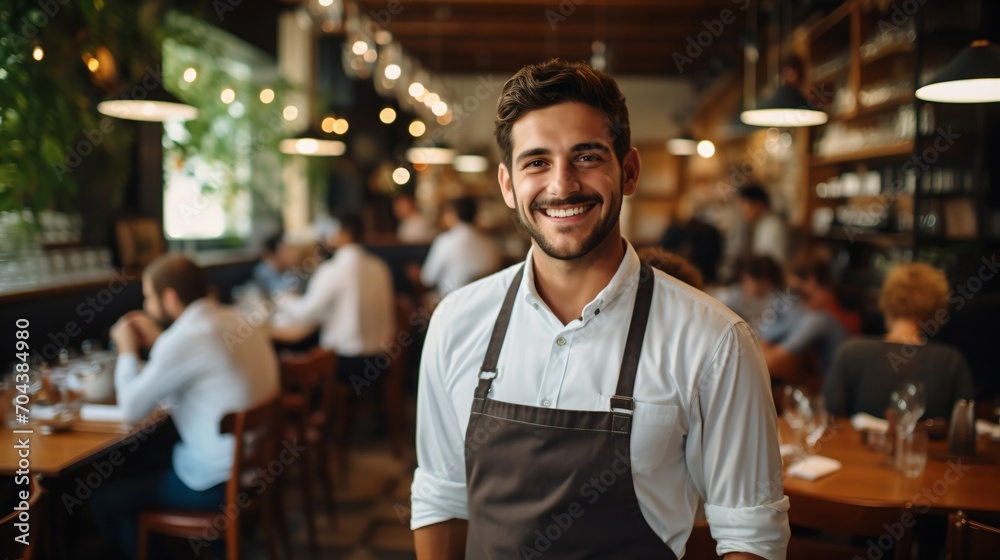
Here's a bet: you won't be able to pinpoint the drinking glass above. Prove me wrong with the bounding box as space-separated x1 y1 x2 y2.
897 426 928 478
803 397 830 454
902 381 926 423
782 386 811 459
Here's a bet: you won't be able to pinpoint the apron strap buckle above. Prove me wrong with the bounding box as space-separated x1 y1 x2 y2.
610 395 635 414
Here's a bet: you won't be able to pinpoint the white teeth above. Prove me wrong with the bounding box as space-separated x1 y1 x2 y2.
544 206 590 218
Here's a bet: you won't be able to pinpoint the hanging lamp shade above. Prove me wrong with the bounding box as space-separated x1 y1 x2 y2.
97 81 198 122
279 125 346 156
666 130 697 156
740 84 828 127
916 40 1000 103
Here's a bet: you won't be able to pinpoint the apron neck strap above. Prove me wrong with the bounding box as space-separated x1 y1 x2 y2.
474 263 655 406
612 265 655 411
476 264 525 399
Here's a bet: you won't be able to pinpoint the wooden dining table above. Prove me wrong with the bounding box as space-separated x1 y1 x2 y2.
781 419 1000 515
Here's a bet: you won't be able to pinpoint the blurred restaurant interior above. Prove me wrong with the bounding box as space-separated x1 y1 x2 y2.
2 0 1000 558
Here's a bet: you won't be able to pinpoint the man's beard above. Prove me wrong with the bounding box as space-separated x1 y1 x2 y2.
513 183 623 261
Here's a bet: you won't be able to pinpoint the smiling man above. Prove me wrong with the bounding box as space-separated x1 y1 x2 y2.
411 60 790 560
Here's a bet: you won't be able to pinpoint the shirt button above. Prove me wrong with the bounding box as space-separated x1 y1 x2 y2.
542 399 552 407
532 303 539 310
556 337 566 346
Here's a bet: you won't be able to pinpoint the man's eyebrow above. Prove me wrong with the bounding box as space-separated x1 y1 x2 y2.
571 142 611 154
514 147 550 164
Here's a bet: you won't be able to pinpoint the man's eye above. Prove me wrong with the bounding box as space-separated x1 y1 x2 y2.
525 160 546 168
578 154 600 163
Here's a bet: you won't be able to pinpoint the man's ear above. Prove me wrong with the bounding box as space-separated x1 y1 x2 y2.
621 148 642 197
498 164 516 210
162 287 184 319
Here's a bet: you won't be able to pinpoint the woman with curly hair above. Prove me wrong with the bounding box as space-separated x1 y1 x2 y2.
823 262 975 419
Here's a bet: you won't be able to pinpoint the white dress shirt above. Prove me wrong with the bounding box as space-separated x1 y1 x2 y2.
411 242 790 559
274 243 395 357
115 299 279 491
397 214 438 244
752 212 789 264
420 222 501 296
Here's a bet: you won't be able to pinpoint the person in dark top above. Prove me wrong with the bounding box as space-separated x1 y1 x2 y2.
823 262 975 419
660 216 722 284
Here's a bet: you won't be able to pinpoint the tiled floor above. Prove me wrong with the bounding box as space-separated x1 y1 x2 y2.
260 442 419 560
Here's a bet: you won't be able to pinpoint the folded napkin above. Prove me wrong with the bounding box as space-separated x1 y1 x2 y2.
975 420 1000 441
851 413 889 434
787 455 843 481
80 404 126 423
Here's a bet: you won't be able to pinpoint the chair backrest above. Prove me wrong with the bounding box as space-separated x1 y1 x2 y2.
0 475 44 560
218 396 281 551
947 511 1000 559
279 347 337 412
788 493 913 560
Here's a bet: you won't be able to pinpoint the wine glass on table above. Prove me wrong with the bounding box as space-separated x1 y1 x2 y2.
782 385 811 461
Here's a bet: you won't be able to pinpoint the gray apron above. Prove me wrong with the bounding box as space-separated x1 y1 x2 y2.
464 264 678 559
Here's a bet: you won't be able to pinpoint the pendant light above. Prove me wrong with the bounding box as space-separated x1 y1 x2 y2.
279 125 346 156
916 39 1000 103
97 79 198 122
740 0 827 127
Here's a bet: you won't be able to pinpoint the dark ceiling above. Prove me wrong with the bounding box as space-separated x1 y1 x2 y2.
350 0 748 77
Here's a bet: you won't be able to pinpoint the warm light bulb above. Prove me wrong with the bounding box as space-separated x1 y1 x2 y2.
87 57 100 72
363 49 377 63
384 64 401 80
333 118 349 134
321 116 336 133
423 92 440 107
696 140 716 158
352 41 368 55
432 101 448 116
259 89 275 104
392 167 411 185
220 88 236 104
283 105 298 121
183 67 197 83
380 107 397 124
296 139 319 154
32 46 43 61
408 120 426 137
408 82 425 97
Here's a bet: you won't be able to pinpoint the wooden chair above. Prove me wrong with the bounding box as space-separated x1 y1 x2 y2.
136 397 285 560
279 347 338 554
947 511 1000 559
787 493 913 560
0 475 44 560
331 294 412 477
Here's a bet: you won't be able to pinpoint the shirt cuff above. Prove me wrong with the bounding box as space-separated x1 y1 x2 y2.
705 496 790 560
410 467 469 530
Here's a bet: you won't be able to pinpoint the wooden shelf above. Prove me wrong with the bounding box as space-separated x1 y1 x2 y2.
810 141 914 166
856 94 914 118
813 229 913 246
860 42 915 66
811 62 849 84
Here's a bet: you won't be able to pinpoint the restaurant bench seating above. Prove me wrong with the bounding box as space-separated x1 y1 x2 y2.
136 397 286 560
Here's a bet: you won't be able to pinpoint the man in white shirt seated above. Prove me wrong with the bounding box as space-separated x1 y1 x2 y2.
411 197 501 298
92 254 279 560
271 214 396 393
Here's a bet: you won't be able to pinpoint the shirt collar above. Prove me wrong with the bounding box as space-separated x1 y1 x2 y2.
521 239 641 322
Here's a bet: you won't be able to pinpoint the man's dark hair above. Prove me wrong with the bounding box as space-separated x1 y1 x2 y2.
495 59 630 171
337 214 364 243
738 184 771 209
144 254 208 306
742 256 785 290
450 197 478 224
263 230 284 255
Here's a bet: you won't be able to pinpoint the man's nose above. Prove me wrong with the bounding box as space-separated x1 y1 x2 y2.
548 159 581 198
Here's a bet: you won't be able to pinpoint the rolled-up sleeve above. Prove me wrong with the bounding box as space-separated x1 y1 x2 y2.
410 306 469 530
687 322 790 559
